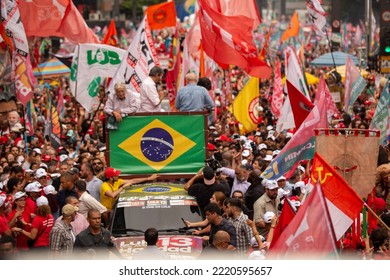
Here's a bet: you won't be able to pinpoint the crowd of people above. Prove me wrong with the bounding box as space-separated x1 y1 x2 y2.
0 12 390 260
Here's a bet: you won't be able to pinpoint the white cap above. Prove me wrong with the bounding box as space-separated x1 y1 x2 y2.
276 176 286 182
59 154 68 162
263 211 275 223
266 125 273 131
14 191 27 200
294 181 306 189
297 166 305 173
36 196 49 207
35 168 47 179
265 180 278 190
258 143 267 150
242 150 250 157
43 185 56 195
241 159 248 165
286 132 293 139
272 150 280 157
25 181 42 192
263 155 273 161
240 135 247 141
33 148 42 155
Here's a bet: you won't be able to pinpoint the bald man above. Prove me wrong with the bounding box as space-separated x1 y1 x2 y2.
175 72 214 112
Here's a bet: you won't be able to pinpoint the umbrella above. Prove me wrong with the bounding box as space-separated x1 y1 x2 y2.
282 72 319 85
309 51 359 67
325 65 369 83
33 58 70 78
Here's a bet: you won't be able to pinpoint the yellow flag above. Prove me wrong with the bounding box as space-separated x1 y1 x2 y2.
230 77 259 132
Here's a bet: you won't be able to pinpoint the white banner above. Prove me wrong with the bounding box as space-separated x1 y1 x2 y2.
75 44 126 111
107 16 159 96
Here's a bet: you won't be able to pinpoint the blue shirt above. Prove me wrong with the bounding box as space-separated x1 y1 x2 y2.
175 83 214 112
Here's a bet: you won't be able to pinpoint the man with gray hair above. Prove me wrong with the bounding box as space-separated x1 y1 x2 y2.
175 72 214 112
139 66 167 112
103 82 140 122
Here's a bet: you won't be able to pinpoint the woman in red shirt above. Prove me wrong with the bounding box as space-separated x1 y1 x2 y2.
7 192 31 252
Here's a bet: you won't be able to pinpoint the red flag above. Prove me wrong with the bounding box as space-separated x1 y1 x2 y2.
268 183 338 259
145 1 177 30
198 0 271 79
218 0 261 29
18 0 99 43
271 61 283 119
102 19 118 46
269 199 296 249
287 80 314 130
311 152 364 240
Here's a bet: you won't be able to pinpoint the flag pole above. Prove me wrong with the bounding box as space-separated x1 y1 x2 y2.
325 31 337 70
363 203 390 231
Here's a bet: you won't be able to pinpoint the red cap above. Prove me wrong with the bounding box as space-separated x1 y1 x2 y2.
42 154 51 162
216 134 232 142
0 136 8 144
207 143 216 151
104 167 121 178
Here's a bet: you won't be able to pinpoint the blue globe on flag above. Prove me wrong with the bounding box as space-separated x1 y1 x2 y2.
140 128 174 162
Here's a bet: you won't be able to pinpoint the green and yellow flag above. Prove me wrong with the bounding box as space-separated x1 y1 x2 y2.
109 114 206 174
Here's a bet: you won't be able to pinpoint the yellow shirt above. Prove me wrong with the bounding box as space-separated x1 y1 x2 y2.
100 179 124 210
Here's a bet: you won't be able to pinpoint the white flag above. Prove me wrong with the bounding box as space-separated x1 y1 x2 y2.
107 16 159 96
306 0 327 37
75 44 126 111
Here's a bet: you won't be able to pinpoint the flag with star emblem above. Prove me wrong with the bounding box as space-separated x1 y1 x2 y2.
108 114 206 174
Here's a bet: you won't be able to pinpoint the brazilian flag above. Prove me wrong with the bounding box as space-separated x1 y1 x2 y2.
109 114 206 174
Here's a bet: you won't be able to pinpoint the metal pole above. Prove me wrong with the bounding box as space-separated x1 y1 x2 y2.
366 0 372 61
113 0 120 20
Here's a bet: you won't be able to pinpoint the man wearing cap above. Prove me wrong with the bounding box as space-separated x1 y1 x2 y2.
101 167 159 211
184 166 227 217
55 196 89 236
35 168 50 188
49 204 77 258
0 196 14 237
253 180 280 237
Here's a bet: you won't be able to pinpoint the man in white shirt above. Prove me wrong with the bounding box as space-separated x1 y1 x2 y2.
139 66 167 112
103 82 140 122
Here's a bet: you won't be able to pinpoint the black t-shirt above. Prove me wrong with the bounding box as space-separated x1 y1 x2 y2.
188 182 225 217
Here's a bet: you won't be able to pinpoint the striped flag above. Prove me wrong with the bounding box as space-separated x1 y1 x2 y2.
262 90 328 180
344 56 367 116
369 80 389 145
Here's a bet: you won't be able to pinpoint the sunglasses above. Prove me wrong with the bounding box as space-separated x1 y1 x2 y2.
93 162 102 166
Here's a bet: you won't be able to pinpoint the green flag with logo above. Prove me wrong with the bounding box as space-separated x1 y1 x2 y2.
109 114 206 174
